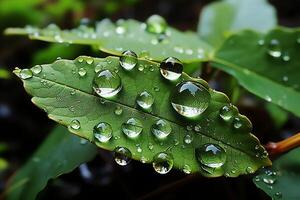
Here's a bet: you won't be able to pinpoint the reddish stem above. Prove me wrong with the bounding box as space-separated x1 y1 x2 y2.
265 132 300 156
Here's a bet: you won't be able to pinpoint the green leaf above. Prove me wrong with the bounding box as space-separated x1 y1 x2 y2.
212 28 300 117
198 0 277 47
5 125 97 200
14 56 270 177
253 147 300 200
5 19 213 63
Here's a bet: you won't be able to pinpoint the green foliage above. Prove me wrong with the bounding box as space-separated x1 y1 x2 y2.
197 0 277 47
253 147 300 200
5 125 97 200
14 56 270 177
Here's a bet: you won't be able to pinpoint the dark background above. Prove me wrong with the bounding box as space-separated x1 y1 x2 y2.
1 0 300 199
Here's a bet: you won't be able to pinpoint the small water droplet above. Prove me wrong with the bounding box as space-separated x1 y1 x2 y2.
93 69 122 98
114 106 123 115
268 39 281 58
282 76 288 82
136 91 154 109
196 144 226 168
183 164 191 174
119 50 138 70
146 15 167 34
275 192 282 199
152 152 173 174
78 68 87 77
154 86 160 92
171 81 211 118
184 134 193 144
281 51 290 62
70 89 76 95
19 69 33 80
138 65 144 71
114 147 132 166
136 144 142 153
246 166 254 174
31 65 42 74
219 105 236 121
86 57 94 64
93 122 113 143
258 39 265 46
70 119 81 130
151 119 172 139
160 57 183 81
122 118 143 138
77 57 84 63
148 143 154 150
233 116 253 132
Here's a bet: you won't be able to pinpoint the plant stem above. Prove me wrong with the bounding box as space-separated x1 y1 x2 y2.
265 132 300 156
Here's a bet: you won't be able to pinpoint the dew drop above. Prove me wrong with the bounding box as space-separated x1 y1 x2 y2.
86 57 94 65
275 192 282 199
219 105 236 121
122 118 143 138
246 166 254 174
119 50 138 70
136 91 154 109
148 143 154 150
160 57 183 81
93 122 113 143
19 69 33 80
70 119 81 130
184 134 193 144
93 69 122 98
114 147 132 166
152 152 173 174
196 144 226 168
183 164 191 174
78 67 87 77
281 51 290 62
146 15 167 34
31 65 42 74
233 116 253 132
114 106 123 115
151 119 172 139
268 39 281 58
77 57 84 63
171 81 211 118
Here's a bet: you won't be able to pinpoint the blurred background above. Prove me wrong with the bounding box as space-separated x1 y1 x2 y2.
0 0 300 199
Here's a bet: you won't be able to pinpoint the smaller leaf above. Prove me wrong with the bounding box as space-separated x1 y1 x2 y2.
253 147 300 200
5 125 97 200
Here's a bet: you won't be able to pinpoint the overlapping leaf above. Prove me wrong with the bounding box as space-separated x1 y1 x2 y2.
14 56 270 177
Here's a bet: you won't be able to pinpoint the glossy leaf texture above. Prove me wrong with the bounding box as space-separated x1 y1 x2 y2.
212 28 300 117
14 56 271 177
5 18 213 63
5 125 97 200
198 0 276 47
253 147 300 200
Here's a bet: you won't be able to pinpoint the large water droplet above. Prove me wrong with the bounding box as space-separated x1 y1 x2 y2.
151 119 172 139
233 116 252 132
196 144 226 168
152 152 173 174
122 118 143 138
31 65 42 74
70 119 81 130
146 15 167 34
19 69 33 80
93 122 113 142
93 69 122 98
171 81 211 117
219 104 236 121
268 39 281 58
160 57 183 81
114 147 132 166
119 50 138 70
136 91 154 109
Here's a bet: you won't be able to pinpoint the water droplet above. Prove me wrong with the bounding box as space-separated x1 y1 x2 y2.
70 89 76 95
77 57 84 63
136 144 142 153
246 166 254 174
114 147 131 166
160 57 183 81
136 91 154 109
138 65 144 71
122 118 143 138
154 86 160 92
268 39 281 58
119 50 138 70
93 122 113 143
86 57 94 65
114 106 123 115
31 65 42 74
282 76 288 82
275 192 282 198
171 81 211 118
184 134 193 144
233 116 252 132
19 69 33 80
151 119 172 139
152 152 173 174
219 105 236 121
196 144 226 168
148 143 154 150
78 67 87 77
93 69 122 98
70 119 81 130
183 164 191 174
281 51 290 62
146 15 167 34
258 39 265 46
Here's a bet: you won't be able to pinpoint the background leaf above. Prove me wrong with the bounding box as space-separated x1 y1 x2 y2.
198 0 277 47
212 28 300 117
253 147 300 200
14 56 270 177
5 125 97 200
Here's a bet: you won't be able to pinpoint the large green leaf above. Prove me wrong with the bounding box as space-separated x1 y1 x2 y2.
5 125 97 200
212 28 300 117
5 19 213 63
253 147 300 200
198 0 276 47
14 56 270 177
